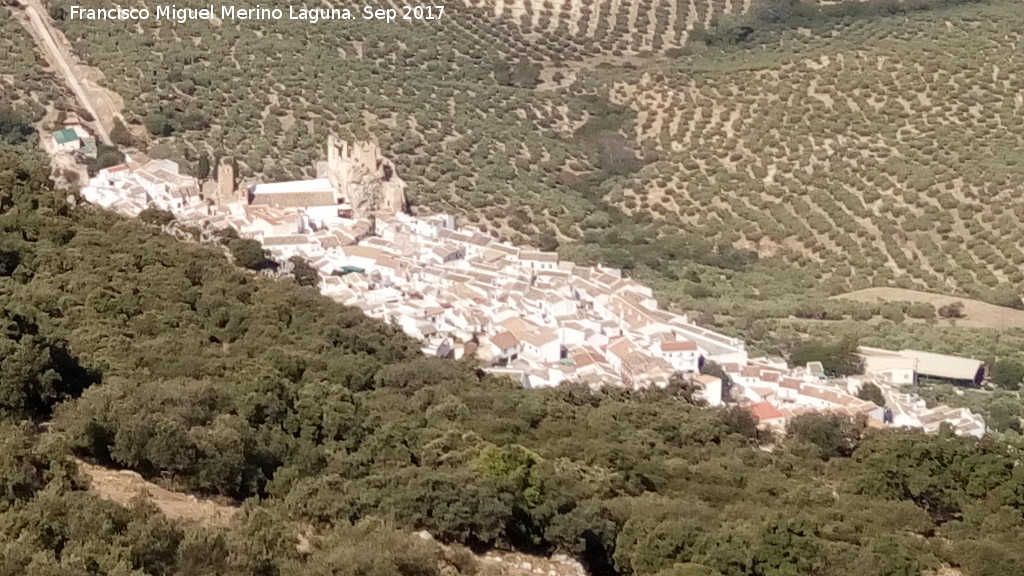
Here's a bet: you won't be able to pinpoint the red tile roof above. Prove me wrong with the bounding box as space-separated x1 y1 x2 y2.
490 332 519 350
571 347 607 368
660 340 698 352
606 337 635 359
741 366 762 377
780 377 803 390
748 402 785 422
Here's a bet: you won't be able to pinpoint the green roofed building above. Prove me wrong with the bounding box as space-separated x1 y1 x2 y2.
52 128 81 152
332 265 366 276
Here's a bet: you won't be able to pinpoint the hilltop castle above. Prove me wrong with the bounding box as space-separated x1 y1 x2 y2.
246 136 408 229
324 135 409 217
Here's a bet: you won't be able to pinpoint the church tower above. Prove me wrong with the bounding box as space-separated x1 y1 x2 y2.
216 159 235 200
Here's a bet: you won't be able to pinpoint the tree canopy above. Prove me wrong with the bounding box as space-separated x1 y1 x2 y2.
2 146 1024 575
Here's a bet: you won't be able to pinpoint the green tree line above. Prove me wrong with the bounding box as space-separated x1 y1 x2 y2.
3 144 1024 575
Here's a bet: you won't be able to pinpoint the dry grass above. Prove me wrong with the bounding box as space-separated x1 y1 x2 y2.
834 287 1024 330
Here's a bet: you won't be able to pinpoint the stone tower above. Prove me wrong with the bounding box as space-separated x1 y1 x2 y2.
351 141 381 174
216 160 235 200
325 135 408 218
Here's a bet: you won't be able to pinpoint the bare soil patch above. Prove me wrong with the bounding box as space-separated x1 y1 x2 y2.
77 459 239 527
834 287 1024 330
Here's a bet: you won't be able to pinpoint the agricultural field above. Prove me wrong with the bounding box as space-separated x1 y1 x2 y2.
460 0 751 55
31 0 1024 360
835 287 1024 330
47 0 631 244
0 9 73 125
607 0 1024 300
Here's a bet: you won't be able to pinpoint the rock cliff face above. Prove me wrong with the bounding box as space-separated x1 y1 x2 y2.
327 135 409 218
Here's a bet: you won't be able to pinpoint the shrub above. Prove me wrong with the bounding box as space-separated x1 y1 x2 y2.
990 360 1024 391
879 303 905 323
228 238 269 270
906 303 935 319
857 383 886 406
937 301 965 319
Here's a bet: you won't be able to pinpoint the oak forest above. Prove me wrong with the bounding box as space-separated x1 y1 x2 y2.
5 0 1024 573
0 134 1023 575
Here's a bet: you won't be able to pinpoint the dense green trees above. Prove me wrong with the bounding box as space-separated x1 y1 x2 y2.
788 337 863 376
786 413 861 460
288 255 320 287
990 359 1024 390
938 301 966 319
143 112 174 137
6 145 1024 574
139 206 176 226
229 238 270 270
0 105 33 145
857 383 885 406
110 118 135 147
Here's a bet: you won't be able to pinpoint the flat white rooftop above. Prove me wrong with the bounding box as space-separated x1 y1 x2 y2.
252 178 333 194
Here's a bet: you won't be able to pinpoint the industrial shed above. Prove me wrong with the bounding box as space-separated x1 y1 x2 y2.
858 346 985 387
900 349 985 386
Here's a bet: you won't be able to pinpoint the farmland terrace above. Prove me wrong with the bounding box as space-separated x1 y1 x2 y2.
23 0 1024 364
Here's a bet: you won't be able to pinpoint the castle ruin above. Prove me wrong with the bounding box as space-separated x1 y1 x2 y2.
325 135 409 218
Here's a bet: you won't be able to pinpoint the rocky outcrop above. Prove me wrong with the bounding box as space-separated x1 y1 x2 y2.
327 135 409 219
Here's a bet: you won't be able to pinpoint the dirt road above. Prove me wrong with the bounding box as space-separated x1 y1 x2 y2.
15 0 120 144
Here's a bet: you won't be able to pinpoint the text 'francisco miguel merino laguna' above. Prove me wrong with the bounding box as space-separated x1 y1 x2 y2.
68 5 446 24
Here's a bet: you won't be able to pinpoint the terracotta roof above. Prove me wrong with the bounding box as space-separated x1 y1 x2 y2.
746 385 776 400
660 340 698 352
694 374 721 385
342 245 382 259
251 191 337 208
780 377 803 390
623 352 673 375
490 332 519 350
375 255 404 270
571 346 607 368
799 385 859 406
519 250 559 262
262 234 309 246
606 337 635 359
741 366 762 377
748 402 785 422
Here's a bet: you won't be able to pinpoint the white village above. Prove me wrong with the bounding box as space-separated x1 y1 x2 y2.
76 135 987 438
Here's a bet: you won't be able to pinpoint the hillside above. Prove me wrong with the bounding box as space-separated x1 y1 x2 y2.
25 0 1024 366
0 8 72 121
608 0 1024 298
3 141 1024 575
